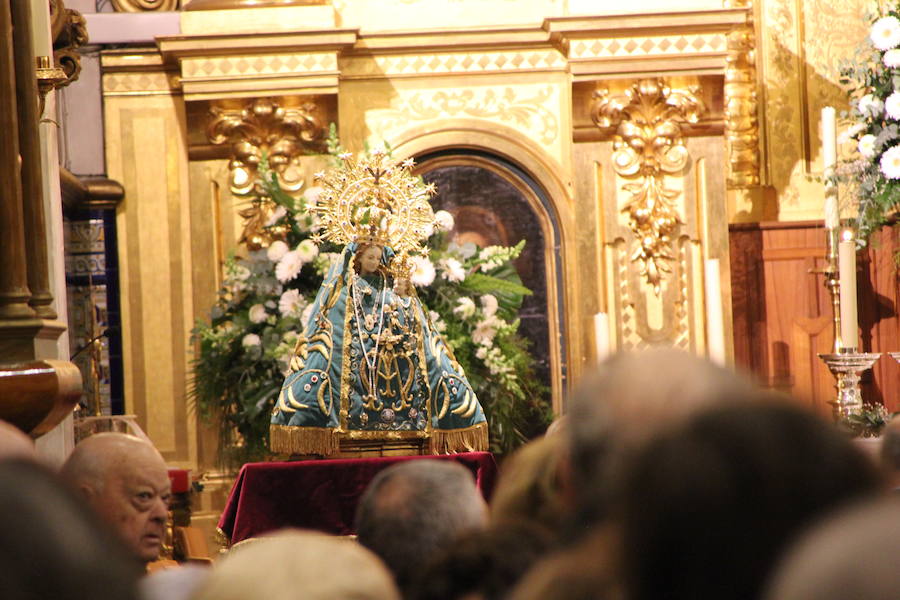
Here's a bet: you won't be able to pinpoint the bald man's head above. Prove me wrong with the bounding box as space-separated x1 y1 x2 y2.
0 420 35 462
61 433 171 563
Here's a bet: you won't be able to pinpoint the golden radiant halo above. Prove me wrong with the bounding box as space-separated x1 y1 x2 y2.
310 151 436 277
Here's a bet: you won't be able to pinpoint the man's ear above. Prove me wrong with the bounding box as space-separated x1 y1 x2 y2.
75 482 98 501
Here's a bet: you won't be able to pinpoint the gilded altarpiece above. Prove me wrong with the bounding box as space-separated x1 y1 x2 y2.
100 5 755 542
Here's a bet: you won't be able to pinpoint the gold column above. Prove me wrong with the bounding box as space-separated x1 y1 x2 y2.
0 0 34 322
12 0 56 319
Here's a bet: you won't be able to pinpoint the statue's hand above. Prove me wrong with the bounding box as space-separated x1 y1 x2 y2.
394 278 413 296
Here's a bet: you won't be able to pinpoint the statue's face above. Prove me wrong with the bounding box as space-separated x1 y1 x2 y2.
358 246 382 275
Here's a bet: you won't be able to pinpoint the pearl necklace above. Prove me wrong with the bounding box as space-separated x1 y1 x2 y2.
351 272 387 407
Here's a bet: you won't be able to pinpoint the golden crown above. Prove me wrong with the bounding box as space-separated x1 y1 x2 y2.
309 150 436 259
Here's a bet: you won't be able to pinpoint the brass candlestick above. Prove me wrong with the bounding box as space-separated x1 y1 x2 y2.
823 226 842 353
817 225 881 421
818 352 882 421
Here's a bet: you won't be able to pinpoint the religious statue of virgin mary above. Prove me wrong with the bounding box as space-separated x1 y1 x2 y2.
270 151 488 456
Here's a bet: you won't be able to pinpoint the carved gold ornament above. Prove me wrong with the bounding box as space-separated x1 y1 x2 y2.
311 150 436 278
207 98 326 250
48 0 88 91
109 0 178 12
724 11 760 188
592 78 705 294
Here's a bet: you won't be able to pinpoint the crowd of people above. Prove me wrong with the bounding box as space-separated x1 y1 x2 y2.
3 347 900 599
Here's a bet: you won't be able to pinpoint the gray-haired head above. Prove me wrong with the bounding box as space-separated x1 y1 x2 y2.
355 459 487 593
194 529 399 600
61 433 170 563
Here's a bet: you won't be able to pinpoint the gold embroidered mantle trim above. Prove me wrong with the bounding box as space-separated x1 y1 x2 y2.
592 78 705 295
269 422 488 455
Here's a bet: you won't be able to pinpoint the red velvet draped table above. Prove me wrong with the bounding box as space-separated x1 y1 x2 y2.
217 452 498 544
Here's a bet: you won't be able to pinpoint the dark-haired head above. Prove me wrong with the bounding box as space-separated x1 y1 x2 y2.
618 400 880 600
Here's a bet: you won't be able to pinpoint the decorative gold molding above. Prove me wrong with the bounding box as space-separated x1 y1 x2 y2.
49 0 88 90
724 5 760 188
102 71 181 96
110 0 177 12
340 49 567 79
207 98 326 249
592 78 705 294
369 86 560 146
569 33 726 61
545 9 747 80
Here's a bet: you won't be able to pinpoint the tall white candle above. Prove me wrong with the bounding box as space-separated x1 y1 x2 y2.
838 238 858 349
822 107 840 230
594 312 610 363
704 259 727 366
29 0 53 56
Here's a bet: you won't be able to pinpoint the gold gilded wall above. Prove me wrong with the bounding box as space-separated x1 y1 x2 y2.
102 51 198 467
732 0 869 222
102 2 756 477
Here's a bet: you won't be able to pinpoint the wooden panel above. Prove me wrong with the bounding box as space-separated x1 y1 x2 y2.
730 221 899 414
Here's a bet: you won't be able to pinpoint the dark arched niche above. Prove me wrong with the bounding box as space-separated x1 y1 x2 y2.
415 150 563 392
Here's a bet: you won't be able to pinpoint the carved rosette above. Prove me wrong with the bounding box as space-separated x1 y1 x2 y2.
207 98 326 250
724 1 761 188
592 78 705 294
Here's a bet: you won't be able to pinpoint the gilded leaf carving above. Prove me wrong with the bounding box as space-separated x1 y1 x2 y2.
592 78 705 294
207 98 326 250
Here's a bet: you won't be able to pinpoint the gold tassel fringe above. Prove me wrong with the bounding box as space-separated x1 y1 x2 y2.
270 424 339 456
430 421 489 454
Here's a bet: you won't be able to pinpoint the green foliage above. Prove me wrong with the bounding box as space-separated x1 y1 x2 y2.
840 403 893 438
835 9 900 244
190 153 551 466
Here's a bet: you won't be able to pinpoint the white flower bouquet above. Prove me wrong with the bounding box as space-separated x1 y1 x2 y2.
838 10 900 240
191 147 549 463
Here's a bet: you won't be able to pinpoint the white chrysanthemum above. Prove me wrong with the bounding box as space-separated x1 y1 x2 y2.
480 294 499 318
472 315 500 346
231 264 251 282
267 240 289 262
858 94 884 118
453 297 476 319
872 16 900 51
265 205 287 227
241 333 261 348
434 210 455 232
296 239 319 263
838 123 866 144
248 303 267 324
409 255 436 287
440 257 466 283
278 289 305 317
275 250 304 282
300 303 315 329
880 145 900 178
887 91 900 120
858 134 878 158
886 48 900 67
303 185 324 206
